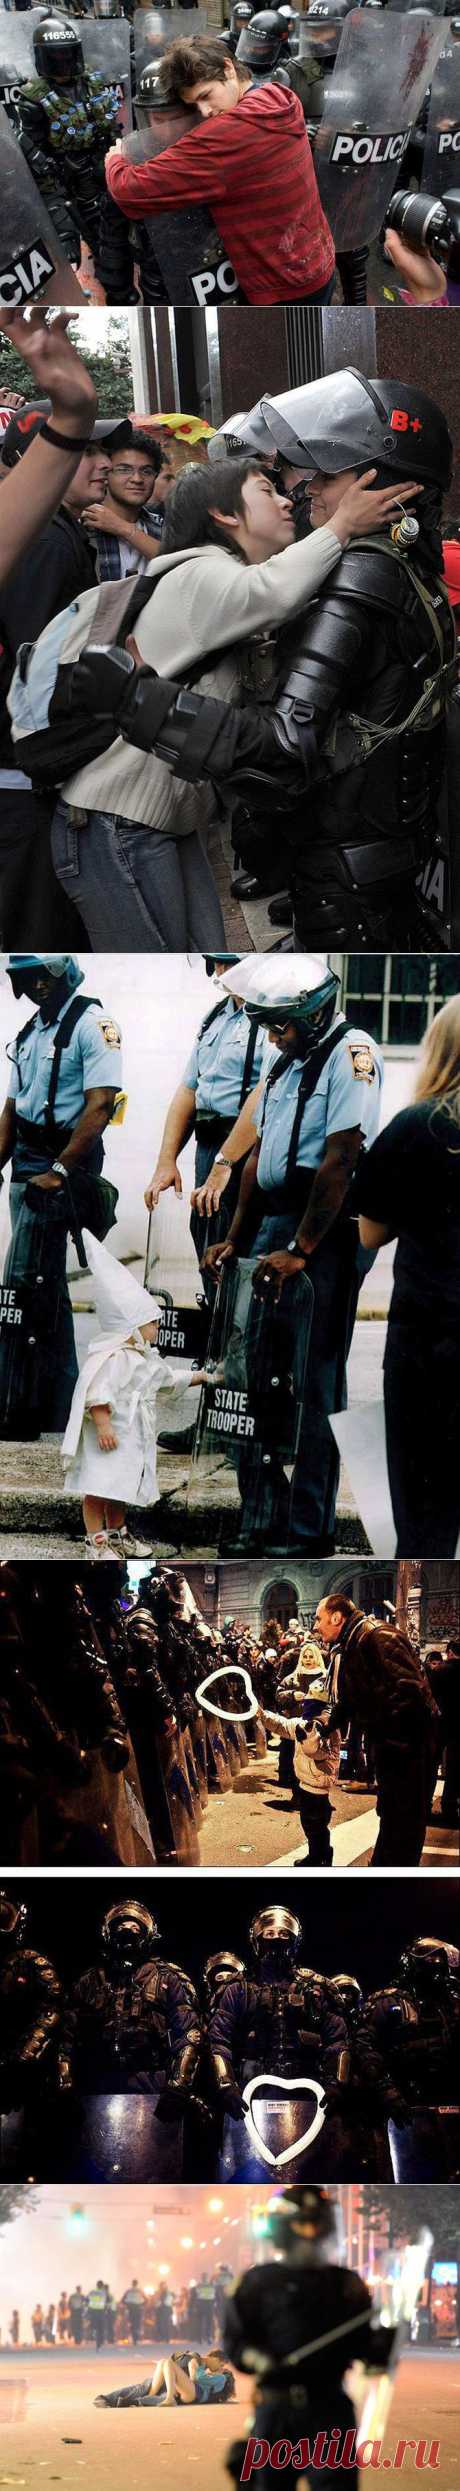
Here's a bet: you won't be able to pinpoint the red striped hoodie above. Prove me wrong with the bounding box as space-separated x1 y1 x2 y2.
106 82 335 305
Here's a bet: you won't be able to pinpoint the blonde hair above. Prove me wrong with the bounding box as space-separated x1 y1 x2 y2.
413 996 460 1128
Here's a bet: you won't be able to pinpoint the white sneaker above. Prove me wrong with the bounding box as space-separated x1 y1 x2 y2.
108 1526 155 1558
84 1532 119 1561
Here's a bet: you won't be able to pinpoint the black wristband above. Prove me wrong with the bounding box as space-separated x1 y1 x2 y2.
41 421 91 451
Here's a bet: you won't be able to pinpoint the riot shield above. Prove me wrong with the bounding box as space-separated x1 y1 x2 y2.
45 2091 185 2180
313 10 447 248
0 1191 77 1439
191 1706 209 1806
134 7 207 80
80 15 133 128
423 22 460 197
0 105 82 308
187 1257 314 1554
121 117 244 302
155 1720 201 1860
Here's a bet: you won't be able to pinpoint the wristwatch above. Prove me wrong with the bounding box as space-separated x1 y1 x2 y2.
214 1155 233 1170
288 1237 308 1260
52 1160 68 1180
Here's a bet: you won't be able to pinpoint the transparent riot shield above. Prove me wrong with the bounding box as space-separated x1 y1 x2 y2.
0 105 82 308
45 2091 186 2180
313 9 447 248
80 15 133 128
423 22 460 197
187 1257 314 1554
0 1189 78 1439
134 7 207 80
122 117 244 302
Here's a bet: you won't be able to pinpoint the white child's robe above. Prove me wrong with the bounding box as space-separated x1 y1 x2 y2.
61 1327 195 1507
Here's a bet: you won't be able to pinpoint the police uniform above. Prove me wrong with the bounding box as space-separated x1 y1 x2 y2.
247 1017 383 1547
18 69 136 299
2 985 122 1431
183 996 272 1274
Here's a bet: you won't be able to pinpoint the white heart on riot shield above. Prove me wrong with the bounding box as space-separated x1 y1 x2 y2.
242 2074 326 2168
195 1664 259 1723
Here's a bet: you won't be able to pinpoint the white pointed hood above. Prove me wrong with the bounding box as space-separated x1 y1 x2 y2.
81 1229 160 1340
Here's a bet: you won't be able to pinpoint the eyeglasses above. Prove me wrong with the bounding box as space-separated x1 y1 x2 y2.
110 463 155 480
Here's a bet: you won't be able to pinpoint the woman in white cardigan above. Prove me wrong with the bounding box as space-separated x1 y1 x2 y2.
50 455 415 950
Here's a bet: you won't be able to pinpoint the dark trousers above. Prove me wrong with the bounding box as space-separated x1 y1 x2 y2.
384 1310 460 1556
371 1741 437 1866
239 1212 359 1548
1 1151 78 1433
297 1790 333 1863
0 788 85 946
243 2387 358 2491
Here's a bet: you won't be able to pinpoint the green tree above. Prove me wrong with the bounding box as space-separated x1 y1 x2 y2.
358 2186 460 2251
0 2187 38 2229
0 316 133 415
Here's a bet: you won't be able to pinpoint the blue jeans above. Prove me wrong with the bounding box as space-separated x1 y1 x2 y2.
51 799 226 951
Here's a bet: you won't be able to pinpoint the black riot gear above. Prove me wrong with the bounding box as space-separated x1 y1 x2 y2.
0 1891 68 2152
101 1900 161 1969
250 1906 302 1977
236 11 291 68
398 1939 456 2000
203 1953 247 2013
329 1975 364 2026
33 15 84 81
261 372 453 491
0 1891 28 1951
265 2182 343 2258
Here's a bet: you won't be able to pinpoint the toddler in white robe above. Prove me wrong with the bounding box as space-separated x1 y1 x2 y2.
61 1229 203 1559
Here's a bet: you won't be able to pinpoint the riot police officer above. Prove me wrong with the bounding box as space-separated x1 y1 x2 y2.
201 957 383 1552
0 955 122 1436
16 14 136 300
235 11 324 116
223 2183 397 2491
63 1898 202 2110
145 955 274 1448
360 1941 460 2176
202 1952 247 2018
208 1904 349 2178
0 1891 69 2165
258 373 456 946
161 375 455 947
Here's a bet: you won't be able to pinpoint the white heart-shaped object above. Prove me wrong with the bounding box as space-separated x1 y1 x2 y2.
242 2074 326 2168
195 1664 258 1724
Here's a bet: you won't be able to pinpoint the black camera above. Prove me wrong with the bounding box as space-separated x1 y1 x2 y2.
386 187 460 277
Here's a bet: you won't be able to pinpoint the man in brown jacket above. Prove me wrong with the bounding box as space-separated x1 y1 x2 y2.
314 1594 441 1867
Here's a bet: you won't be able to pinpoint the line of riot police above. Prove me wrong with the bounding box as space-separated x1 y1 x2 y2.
0 1889 458 2180
0 1561 265 1869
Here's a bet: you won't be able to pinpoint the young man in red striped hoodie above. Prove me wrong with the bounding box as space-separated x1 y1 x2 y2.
105 36 335 307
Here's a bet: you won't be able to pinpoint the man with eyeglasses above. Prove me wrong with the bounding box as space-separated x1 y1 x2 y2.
85 430 170 580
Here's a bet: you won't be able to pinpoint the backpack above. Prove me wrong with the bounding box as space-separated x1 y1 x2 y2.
7 574 158 791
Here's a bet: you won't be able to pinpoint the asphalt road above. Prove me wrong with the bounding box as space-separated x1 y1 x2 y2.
0 2345 458 2491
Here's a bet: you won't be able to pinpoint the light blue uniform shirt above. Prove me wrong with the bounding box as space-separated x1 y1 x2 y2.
256 1019 383 1191
7 994 123 1126
183 998 271 1119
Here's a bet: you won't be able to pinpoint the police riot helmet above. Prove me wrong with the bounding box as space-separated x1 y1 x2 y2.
135 65 172 120
277 5 299 38
330 1974 363 2023
236 10 285 67
265 2185 342 2259
7 955 83 1001
202 1951 245 2010
250 1905 302 1975
205 953 241 972
261 372 453 491
207 405 275 463
230 0 255 32
221 957 340 1052
0 1891 28 1951
101 1900 160 1966
33 15 84 80
398 1939 455 2000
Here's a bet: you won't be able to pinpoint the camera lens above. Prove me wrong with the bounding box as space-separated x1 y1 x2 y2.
389 188 450 270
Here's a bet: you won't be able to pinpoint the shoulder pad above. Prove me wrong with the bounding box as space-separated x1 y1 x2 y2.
328 541 408 614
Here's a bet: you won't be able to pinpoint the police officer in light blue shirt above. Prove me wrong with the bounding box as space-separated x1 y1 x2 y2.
145 952 273 1451
202 956 383 1553
0 954 123 1432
